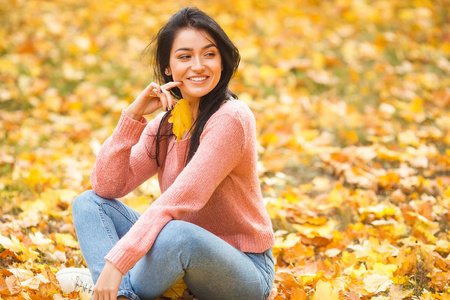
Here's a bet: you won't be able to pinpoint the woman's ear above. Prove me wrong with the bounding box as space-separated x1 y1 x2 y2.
165 68 172 76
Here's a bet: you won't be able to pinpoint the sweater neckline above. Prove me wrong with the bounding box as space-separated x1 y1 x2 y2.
172 135 191 144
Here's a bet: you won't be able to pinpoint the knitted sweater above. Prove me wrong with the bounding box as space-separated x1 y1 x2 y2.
91 100 275 274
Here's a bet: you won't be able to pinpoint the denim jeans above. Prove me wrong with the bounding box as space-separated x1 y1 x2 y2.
72 190 275 300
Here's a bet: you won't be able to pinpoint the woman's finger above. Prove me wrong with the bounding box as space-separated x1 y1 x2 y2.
161 87 175 110
141 82 160 98
157 88 169 111
161 81 183 91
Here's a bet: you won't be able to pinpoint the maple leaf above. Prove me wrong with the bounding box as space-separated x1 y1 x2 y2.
362 275 392 295
53 233 79 248
0 276 21 296
389 284 413 300
168 99 192 142
372 263 398 278
162 279 188 298
311 280 339 300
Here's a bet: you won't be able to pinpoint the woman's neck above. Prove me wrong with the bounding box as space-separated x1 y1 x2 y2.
188 98 200 123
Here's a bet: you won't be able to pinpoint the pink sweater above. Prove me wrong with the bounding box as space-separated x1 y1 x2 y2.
91 100 275 274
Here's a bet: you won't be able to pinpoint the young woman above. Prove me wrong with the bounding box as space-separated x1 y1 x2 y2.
57 7 275 300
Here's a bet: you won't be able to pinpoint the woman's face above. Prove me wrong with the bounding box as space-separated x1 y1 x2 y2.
168 28 222 102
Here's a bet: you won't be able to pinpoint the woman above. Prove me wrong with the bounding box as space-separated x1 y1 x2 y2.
57 7 275 300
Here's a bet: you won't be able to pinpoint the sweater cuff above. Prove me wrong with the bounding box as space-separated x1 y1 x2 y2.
112 111 148 142
104 246 138 275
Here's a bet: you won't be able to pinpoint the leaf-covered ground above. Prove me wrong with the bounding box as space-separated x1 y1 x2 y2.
1 0 449 299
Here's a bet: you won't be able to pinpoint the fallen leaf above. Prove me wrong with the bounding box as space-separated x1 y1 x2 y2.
311 280 339 300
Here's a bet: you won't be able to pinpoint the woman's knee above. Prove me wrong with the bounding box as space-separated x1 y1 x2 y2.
158 221 217 251
72 190 100 219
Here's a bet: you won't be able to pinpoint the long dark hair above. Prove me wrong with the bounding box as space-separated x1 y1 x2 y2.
144 7 240 166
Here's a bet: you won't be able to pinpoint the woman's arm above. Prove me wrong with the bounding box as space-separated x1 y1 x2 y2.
90 81 182 199
90 112 164 199
105 107 251 274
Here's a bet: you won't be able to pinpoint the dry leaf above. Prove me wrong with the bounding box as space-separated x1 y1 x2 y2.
311 280 339 300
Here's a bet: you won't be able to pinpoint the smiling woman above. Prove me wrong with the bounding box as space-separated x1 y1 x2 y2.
56 7 275 300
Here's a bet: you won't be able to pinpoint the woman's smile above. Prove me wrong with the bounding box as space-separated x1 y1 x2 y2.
187 76 209 83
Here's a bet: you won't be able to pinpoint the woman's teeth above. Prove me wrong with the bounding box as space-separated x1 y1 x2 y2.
189 77 207 82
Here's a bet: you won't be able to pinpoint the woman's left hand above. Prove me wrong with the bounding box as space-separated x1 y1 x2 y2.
93 261 123 300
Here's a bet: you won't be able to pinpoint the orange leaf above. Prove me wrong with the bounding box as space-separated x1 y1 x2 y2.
0 275 21 296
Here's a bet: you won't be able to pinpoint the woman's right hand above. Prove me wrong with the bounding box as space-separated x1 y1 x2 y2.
124 81 183 121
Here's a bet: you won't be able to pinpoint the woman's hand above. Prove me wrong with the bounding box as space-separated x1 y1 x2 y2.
124 81 183 121
93 261 123 300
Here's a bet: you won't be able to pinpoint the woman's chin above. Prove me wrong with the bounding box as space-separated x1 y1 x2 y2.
181 91 212 101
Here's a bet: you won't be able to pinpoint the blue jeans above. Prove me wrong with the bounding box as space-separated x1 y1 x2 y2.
72 190 275 300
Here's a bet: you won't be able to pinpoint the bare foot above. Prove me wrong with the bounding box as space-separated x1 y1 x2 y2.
117 297 130 300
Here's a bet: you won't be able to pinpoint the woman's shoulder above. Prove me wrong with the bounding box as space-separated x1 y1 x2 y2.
202 99 256 137
214 98 255 123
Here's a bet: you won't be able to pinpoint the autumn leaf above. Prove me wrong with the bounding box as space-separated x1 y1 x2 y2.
311 280 338 300
162 279 188 298
362 274 392 295
0 276 21 296
53 233 79 248
168 99 192 142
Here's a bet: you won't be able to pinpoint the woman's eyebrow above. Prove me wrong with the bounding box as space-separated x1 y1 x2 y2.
174 44 217 53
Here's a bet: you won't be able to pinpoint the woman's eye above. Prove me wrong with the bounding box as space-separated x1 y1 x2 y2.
179 55 190 59
205 52 216 57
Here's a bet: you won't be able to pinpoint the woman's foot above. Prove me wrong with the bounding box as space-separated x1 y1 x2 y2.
56 268 94 295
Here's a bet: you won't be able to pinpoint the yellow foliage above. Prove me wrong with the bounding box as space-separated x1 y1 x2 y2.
311 280 338 300
0 0 448 299
161 279 188 298
168 99 192 142
53 233 79 248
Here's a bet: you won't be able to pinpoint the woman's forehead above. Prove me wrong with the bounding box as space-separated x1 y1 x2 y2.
172 28 216 51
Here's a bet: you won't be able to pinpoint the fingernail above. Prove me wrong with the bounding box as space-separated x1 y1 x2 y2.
171 105 174 110
160 89 163 93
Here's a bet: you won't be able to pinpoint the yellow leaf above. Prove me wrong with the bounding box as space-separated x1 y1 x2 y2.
362 274 392 295
53 233 79 248
312 280 339 300
344 263 367 277
389 285 413 300
6 269 34 282
372 263 398 278
21 274 49 290
0 235 26 254
29 232 52 247
0 235 38 262
168 99 192 142
162 279 188 298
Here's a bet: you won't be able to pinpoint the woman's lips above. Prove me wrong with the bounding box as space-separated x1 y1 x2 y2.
187 76 209 83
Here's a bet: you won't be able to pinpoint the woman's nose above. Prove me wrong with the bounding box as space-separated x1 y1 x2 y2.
191 57 205 72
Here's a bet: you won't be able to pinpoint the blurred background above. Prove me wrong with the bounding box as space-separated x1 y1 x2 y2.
0 0 449 299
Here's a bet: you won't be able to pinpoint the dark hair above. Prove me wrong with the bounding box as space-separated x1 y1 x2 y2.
144 7 240 166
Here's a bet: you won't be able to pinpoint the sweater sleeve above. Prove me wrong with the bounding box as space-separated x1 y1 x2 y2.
104 110 247 274
90 111 164 199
